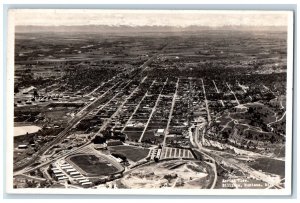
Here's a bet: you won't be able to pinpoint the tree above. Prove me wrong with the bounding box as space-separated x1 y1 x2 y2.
270 135 276 144
33 90 39 99
29 171 36 176
14 86 19 93
28 136 35 145
222 131 230 140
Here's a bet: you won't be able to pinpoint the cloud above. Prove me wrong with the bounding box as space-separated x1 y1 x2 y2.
11 10 289 27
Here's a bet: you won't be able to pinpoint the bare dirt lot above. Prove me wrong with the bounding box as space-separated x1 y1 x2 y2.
121 160 214 189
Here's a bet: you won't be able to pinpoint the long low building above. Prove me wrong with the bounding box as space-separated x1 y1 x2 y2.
76 177 87 181
81 182 92 186
70 171 80 176
60 163 71 167
79 179 89 183
61 166 73 170
52 169 62 174
57 176 68 181
72 175 83 178
66 168 77 173
54 173 65 177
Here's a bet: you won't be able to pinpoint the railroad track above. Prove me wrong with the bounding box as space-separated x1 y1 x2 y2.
13 43 171 173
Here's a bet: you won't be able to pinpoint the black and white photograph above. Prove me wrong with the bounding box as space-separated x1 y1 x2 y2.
5 9 293 195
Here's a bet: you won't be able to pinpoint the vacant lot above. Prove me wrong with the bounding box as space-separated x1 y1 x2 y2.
124 131 143 141
121 160 214 189
108 145 150 162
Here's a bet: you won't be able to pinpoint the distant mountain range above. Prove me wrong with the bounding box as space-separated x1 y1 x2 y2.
15 25 286 33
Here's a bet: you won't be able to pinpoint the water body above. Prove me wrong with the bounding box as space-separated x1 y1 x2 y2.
14 125 41 137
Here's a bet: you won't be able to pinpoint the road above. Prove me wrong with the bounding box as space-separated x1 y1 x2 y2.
14 77 125 170
87 80 135 139
226 82 240 105
111 77 148 121
212 80 225 107
195 110 283 189
138 79 168 142
42 80 125 156
263 84 276 97
112 77 147 119
14 141 92 176
75 81 120 116
237 80 252 101
14 43 170 173
91 76 147 138
121 80 155 132
203 147 283 188
161 78 179 156
137 42 170 75
84 76 118 97
18 174 46 182
201 78 212 123
190 116 217 189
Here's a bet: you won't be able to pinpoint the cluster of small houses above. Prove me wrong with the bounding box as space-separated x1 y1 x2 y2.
49 162 93 187
15 93 71 106
14 85 82 107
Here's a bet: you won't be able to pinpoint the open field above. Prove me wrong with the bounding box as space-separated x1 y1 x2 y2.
108 145 150 162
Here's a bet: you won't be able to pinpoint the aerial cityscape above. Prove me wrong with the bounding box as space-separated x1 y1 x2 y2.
12 11 288 191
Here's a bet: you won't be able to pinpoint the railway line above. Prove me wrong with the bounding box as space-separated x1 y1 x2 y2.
13 43 171 174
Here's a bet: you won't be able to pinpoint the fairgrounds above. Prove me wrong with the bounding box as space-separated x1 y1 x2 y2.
66 152 124 177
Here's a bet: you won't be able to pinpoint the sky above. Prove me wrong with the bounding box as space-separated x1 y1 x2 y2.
10 10 290 27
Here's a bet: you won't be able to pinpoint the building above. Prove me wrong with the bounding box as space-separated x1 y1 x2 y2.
70 171 80 176
18 144 28 149
106 139 123 146
155 129 165 137
21 86 37 95
93 143 107 150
